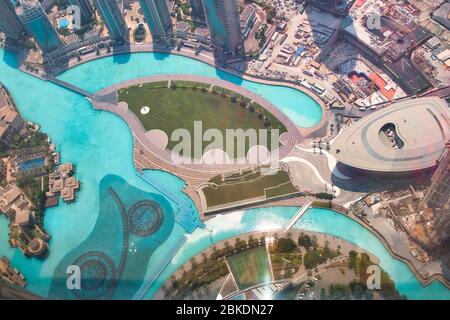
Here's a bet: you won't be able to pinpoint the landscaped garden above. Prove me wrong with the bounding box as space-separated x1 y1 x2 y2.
201 166 299 210
227 246 272 290
269 237 303 280
118 81 287 158
161 234 405 300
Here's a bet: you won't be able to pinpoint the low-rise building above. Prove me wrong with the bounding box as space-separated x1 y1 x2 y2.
240 5 257 39
48 163 80 203
0 184 35 228
433 2 450 30
174 21 191 39
0 256 27 288
332 97 450 174
0 158 7 180
0 88 26 148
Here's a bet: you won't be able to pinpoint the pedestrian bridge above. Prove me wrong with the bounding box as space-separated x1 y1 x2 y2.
283 200 313 232
45 76 94 99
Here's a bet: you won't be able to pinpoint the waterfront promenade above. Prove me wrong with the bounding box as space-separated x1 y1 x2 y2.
14 47 450 291
47 44 331 138
90 73 306 216
153 229 380 300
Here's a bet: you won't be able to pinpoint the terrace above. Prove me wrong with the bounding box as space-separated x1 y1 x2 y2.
199 164 300 213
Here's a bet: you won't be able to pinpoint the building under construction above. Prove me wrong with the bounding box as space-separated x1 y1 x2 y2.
423 142 450 240
343 0 433 95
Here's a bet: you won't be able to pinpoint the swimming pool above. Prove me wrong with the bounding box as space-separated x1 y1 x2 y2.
59 18 69 29
0 48 448 300
18 157 45 172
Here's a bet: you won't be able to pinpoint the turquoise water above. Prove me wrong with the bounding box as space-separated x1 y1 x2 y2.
0 48 448 300
48 174 175 299
145 207 450 300
57 52 323 128
59 18 70 29
0 49 190 297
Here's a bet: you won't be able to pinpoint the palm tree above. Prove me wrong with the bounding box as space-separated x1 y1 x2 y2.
248 235 255 247
190 257 197 269
257 108 264 119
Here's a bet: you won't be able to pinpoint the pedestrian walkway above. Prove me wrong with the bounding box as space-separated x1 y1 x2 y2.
283 200 313 232
45 75 94 98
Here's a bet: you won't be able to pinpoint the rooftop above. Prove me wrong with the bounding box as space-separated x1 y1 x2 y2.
433 2 450 30
332 97 450 173
0 94 7 109
0 184 34 226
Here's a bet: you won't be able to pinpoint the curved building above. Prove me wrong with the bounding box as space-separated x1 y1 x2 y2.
331 97 450 174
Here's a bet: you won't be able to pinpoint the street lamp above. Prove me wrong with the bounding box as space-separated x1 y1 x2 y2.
206 227 213 245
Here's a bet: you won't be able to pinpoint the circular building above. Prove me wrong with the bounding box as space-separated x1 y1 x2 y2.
332 97 450 174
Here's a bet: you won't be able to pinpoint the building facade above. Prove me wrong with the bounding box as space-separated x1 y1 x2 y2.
0 184 35 228
202 0 243 60
68 0 95 27
16 0 64 53
93 0 128 43
240 4 256 39
424 142 450 238
0 0 25 39
190 0 206 24
0 85 26 149
331 97 450 174
139 0 172 42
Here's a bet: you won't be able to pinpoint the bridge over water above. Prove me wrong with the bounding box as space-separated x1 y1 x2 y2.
283 200 313 233
44 75 94 99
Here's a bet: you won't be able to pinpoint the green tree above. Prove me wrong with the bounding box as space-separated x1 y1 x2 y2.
276 238 297 253
298 233 312 250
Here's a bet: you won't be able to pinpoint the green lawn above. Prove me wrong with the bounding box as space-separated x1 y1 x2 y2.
227 246 272 290
118 81 287 158
202 168 298 208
